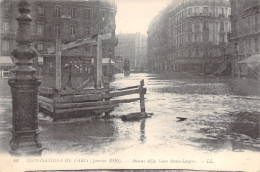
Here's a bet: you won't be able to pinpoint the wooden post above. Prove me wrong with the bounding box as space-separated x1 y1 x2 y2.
104 77 110 117
139 79 146 113
238 65 241 79
8 0 43 156
55 39 62 91
94 35 103 88
231 56 235 78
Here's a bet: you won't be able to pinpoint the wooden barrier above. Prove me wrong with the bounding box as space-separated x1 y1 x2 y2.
38 80 148 120
139 80 146 113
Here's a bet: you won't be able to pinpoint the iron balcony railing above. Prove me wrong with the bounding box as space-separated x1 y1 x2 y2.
229 23 260 39
0 30 16 36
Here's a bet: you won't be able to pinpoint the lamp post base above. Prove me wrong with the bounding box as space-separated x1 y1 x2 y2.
9 129 44 156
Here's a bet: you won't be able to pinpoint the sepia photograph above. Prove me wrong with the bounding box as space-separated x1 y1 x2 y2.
0 0 259 171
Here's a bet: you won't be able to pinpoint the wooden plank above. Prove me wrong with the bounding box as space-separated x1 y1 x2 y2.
39 87 54 95
38 98 53 106
102 88 145 99
117 85 140 91
55 39 62 90
38 95 54 104
77 88 114 94
54 94 102 103
52 88 145 103
55 98 143 109
47 38 96 54
39 103 54 112
93 108 114 114
57 88 115 96
55 104 119 114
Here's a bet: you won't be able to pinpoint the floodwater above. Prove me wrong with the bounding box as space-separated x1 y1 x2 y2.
0 73 259 166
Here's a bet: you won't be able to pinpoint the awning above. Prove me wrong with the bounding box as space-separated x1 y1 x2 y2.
0 56 14 67
237 54 260 64
0 56 44 66
91 58 115 64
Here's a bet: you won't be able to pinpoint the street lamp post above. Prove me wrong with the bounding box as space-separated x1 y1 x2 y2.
8 0 43 156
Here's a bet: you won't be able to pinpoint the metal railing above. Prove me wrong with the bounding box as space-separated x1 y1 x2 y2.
0 30 16 36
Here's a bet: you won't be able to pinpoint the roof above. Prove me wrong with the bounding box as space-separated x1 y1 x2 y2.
0 56 43 66
237 54 260 64
91 58 115 64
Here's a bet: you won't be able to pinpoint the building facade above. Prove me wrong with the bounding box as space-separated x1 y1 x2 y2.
148 0 231 74
0 0 117 77
115 32 147 71
228 0 260 77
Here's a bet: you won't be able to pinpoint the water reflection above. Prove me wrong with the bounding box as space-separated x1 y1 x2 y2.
191 111 260 152
39 119 119 154
139 119 146 143
0 73 259 155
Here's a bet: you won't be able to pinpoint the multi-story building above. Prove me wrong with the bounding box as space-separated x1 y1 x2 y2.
147 9 169 71
228 0 260 78
148 0 231 73
0 0 117 77
115 32 147 71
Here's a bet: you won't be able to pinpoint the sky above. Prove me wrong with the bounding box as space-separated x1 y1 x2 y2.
115 0 173 35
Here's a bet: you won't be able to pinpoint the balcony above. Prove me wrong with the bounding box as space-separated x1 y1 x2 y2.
185 12 214 19
228 23 260 40
218 14 226 18
1 30 16 37
61 15 72 20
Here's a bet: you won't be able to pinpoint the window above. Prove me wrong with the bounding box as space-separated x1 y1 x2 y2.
37 43 44 51
215 7 218 17
220 8 224 15
188 22 192 32
195 7 199 14
3 2 11 12
215 22 219 32
55 6 61 16
109 11 114 18
225 22 229 32
100 9 105 18
37 23 44 35
195 34 200 42
220 34 225 42
99 26 104 33
225 8 228 17
255 37 259 52
196 48 199 56
55 23 60 37
85 46 91 53
2 40 9 51
85 26 91 37
86 8 91 19
203 21 209 31
71 7 76 18
203 33 209 42
220 22 224 31
188 8 192 15
203 7 208 14
194 21 200 30
71 24 76 36
37 6 44 15
3 21 10 33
